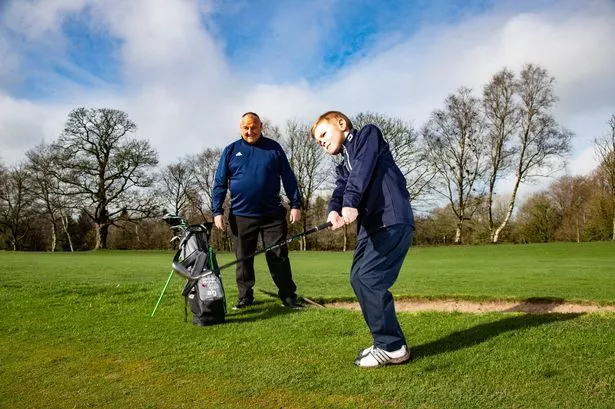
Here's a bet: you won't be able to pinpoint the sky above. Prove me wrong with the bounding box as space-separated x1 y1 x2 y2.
1 0 615 203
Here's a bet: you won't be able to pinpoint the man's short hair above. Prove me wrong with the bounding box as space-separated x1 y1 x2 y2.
241 112 261 121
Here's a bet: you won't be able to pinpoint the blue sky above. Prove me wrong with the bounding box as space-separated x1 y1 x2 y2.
5 0 502 96
208 0 496 83
1 0 615 204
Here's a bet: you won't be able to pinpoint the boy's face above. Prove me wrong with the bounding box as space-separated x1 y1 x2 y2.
313 118 347 155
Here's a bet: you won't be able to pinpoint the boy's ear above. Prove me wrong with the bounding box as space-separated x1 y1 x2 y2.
337 117 348 131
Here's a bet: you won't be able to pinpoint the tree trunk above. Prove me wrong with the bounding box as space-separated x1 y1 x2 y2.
492 200 515 243
300 218 307 251
50 222 57 252
60 214 74 252
96 223 109 249
454 224 462 244
492 174 523 243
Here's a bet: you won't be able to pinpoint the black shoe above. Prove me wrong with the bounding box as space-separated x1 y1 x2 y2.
282 297 304 309
232 298 253 310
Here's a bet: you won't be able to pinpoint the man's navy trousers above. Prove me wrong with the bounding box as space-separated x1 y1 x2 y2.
350 223 413 352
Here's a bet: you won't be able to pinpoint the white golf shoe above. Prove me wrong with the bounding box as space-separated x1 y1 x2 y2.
354 345 411 368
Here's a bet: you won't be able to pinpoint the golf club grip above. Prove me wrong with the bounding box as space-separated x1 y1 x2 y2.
316 221 333 230
304 222 331 236
304 221 332 235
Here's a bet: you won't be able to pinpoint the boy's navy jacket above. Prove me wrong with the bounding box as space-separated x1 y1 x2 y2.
329 124 414 239
212 136 301 218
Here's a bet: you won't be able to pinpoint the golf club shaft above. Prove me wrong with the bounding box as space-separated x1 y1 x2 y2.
216 221 332 272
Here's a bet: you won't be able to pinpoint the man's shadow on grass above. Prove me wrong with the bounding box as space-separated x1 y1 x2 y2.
412 312 582 360
225 301 298 324
224 295 301 324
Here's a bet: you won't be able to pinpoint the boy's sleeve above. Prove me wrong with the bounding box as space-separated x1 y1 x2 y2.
211 147 230 216
279 149 302 209
328 163 347 213
343 125 380 208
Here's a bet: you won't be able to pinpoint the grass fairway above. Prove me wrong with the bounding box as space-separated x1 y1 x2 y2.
1 242 614 408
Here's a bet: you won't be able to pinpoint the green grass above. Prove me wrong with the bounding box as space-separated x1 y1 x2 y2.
1 242 614 408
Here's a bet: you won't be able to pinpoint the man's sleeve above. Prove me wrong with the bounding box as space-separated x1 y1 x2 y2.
211 147 230 216
279 149 302 209
343 125 380 208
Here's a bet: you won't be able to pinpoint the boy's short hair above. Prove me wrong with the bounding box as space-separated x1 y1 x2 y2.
310 111 353 138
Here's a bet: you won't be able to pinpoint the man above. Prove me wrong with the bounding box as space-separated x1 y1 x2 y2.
212 112 304 310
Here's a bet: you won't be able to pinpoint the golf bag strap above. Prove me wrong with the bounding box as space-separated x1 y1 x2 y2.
172 248 181 263
173 248 198 267
184 297 188 323
181 251 207 297
182 251 208 323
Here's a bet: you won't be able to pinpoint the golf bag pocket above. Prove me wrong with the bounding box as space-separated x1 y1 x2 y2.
180 257 226 326
196 272 224 302
184 278 226 326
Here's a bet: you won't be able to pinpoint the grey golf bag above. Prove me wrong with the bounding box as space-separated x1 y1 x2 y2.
164 214 226 326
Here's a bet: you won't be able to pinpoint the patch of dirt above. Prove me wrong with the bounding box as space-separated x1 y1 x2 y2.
326 299 615 314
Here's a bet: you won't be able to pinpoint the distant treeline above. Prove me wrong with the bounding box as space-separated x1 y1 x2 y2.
1 63 614 251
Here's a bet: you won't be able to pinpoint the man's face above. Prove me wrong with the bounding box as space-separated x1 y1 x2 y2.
313 118 347 155
240 115 262 144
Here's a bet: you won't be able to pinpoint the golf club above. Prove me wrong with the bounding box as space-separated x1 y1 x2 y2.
152 218 332 317
171 221 332 279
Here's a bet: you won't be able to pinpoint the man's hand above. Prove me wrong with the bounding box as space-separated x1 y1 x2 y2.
341 207 358 225
327 211 345 231
214 214 225 230
290 209 301 224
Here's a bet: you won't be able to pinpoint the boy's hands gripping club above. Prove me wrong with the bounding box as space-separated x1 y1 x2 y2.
327 207 358 230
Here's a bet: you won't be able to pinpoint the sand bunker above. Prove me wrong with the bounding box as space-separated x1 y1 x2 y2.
326 299 615 314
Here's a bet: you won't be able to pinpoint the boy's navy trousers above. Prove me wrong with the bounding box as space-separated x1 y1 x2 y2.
350 223 413 351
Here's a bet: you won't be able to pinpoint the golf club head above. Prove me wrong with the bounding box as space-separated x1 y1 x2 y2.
172 261 192 279
172 261 214 281
162 213 185 227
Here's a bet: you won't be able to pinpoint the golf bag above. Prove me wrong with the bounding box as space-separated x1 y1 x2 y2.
171 221 226 326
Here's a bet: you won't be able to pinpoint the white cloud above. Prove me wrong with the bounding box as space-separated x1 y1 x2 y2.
3 0 87 40
0 93 67 164
0 0 614 199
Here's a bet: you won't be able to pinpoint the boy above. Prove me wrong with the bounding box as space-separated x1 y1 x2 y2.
310 111 415 368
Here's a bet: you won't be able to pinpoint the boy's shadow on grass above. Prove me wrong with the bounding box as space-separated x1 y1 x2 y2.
412 312 582 360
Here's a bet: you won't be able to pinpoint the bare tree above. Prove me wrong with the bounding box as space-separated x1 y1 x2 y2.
593 113 615 240
550 175 591 242
422 87 488 244
516 191 561 243
353 111 435 204
190 148 234 250
281 119 330 250
0 162 7 248
0 164 34 250
191 148 222 220
157 158 196 217
262 118 282 140
25 143 78 251
51 108 159 249
490 64 572 243
482 69 520 242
